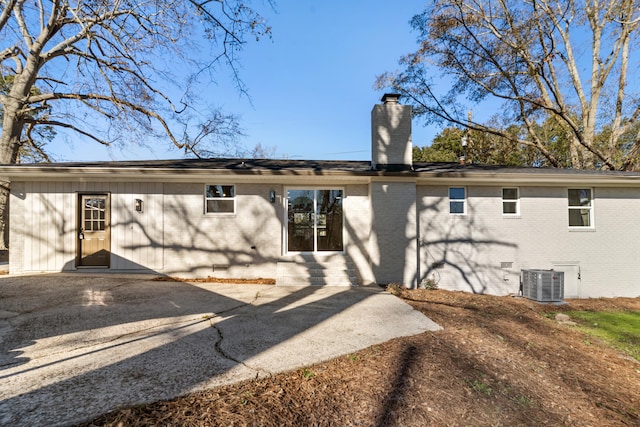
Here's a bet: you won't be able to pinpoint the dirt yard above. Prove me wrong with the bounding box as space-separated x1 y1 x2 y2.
81 289 640 427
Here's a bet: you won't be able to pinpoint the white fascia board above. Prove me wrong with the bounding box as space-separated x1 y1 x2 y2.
4 165 640 187
370 175 418 183
416 172 640 187
0 166 373 185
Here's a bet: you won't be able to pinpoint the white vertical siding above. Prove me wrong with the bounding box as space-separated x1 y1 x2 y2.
12 181 163 273
9 182 25 273
9 175 639 298
110 181 163 270
21 181 76 271
22 182 34 270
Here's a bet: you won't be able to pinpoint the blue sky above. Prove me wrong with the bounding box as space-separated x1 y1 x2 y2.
49 1 435 162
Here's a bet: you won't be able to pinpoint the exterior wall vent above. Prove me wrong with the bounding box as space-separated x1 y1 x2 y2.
520 269 564 302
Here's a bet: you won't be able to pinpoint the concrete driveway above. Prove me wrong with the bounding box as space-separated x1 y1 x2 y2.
0 274 441 426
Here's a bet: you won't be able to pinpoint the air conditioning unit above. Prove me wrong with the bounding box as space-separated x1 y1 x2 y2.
520 269 564 302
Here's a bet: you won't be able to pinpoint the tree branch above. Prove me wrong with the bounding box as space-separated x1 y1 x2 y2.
28 92 184 149
13 0 34 50
0 0 17 33
23 117 110 146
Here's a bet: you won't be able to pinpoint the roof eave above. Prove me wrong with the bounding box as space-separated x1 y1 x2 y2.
2 165 640 187
416 171 640 186
0 165 380 183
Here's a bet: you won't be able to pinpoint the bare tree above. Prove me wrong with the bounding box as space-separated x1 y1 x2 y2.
0 0 271 162
0 0 271 248
378 0 639 170
248 142 277 158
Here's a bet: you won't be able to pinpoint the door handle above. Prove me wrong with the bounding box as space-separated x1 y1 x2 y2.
79 228 85 240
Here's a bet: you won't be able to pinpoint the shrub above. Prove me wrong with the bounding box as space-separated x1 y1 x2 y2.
386 283 405 296
420 277 439 290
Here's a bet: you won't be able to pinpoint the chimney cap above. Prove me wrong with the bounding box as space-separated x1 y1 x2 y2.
381 93 401 104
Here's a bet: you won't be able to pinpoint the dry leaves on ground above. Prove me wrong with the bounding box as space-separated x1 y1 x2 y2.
82 289 640 427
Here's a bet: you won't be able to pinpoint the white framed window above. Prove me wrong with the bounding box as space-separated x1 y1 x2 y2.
502 187 519 215
568 188 593 227
205 184 235 214
449 187 466 215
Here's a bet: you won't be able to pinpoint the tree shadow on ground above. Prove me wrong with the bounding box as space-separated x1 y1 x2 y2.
0 274 433 426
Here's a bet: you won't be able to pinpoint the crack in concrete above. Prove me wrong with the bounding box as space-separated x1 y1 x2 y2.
209 319 272 379
1 286 272 377
207 290 272 378
0 316 215 378
1 282 261 363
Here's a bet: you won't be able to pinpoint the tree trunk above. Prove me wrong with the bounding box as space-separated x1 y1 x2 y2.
568 137 583 169
0 183 9 250
0 94 28 251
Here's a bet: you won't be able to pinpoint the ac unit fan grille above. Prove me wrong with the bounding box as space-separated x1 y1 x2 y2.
521 270 564 302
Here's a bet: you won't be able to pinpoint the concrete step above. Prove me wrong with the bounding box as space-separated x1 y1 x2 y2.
277 277 355 287
276 266 358 277
276 257 359 286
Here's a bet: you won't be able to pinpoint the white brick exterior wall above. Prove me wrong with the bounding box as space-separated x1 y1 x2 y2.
370 180 418 287
162 182 282 278
418 184 640 297
8 176 640 297
344 184 375 285
371 103 412 169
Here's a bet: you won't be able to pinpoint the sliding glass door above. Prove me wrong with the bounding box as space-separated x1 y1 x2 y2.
287 189 343 253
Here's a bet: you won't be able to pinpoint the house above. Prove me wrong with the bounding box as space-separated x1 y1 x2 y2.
1 94 639 298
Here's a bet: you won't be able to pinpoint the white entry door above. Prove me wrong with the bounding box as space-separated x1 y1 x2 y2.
78 194 111 267
553 264 580 299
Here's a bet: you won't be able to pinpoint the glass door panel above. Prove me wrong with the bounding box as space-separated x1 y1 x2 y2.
287 189 343 253
317 189 343 251
287 189 314 252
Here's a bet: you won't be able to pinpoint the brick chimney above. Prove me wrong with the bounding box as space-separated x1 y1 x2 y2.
371 94 412 171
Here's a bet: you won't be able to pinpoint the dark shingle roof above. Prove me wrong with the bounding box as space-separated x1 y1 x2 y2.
15 158 375 173
3 158 640 182
412 162 640 177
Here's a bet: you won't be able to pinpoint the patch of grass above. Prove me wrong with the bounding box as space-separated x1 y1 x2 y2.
467 377 493 396
301 368 316 379
238 391 253 405
566 310 640 361
514 395 537 408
